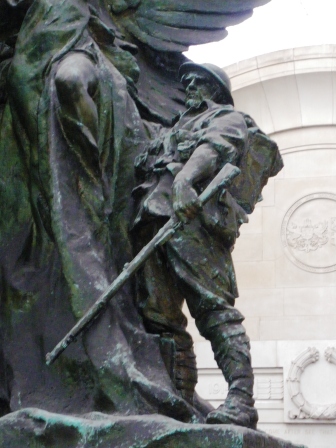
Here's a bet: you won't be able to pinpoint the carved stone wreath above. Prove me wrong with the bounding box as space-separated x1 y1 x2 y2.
287 347 336 420
281 193 336 273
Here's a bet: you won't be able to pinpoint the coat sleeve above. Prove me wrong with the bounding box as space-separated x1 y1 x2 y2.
196 109 248 168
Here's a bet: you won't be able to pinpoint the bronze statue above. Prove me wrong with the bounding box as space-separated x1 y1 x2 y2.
132 62 283 429
0 2 306 447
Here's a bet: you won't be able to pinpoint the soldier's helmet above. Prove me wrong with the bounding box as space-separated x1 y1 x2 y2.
179 62 234 106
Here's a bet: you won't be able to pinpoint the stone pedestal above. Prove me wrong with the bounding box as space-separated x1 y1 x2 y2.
0 408 307 448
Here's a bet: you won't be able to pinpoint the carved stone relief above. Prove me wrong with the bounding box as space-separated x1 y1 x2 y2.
197 367 283 404
287 347 336 420
281 193 336 273
331 217 336 246
255 375 284 401
286 219 328 253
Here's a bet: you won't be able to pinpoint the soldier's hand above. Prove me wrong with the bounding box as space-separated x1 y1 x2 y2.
172 178 202 223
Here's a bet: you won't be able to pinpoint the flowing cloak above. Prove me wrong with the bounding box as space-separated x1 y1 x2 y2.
0 0 207 421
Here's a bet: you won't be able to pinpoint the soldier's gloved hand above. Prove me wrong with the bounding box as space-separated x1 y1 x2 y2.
172 178 202 223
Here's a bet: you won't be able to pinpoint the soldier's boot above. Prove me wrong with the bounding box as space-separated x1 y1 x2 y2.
175 347 198 404
159 333 197 405
204 325 258 429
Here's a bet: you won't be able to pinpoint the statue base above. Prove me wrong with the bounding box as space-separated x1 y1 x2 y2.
0 408 306 447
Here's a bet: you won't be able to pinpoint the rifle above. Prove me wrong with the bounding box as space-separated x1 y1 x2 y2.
46 163 240 365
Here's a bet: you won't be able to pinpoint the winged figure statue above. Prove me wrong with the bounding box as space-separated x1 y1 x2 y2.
0 0 270 427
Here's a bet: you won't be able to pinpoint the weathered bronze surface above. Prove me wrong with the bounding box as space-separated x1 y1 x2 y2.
0 408 307 448
0 1 307 447
131 61 283 429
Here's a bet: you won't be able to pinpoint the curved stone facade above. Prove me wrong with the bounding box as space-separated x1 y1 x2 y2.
187 45 336 448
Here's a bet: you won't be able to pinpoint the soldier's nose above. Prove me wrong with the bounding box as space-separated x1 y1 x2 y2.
187 79 197 91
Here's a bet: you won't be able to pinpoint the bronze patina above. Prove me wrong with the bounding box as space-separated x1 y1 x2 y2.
0 2 308 448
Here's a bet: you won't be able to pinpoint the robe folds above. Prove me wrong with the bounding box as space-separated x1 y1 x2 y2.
0 0 208 422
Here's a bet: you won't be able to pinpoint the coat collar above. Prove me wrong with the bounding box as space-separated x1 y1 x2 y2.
172 100 234 124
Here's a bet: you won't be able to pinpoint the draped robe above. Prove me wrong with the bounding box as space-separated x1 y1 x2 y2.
0 0 209 421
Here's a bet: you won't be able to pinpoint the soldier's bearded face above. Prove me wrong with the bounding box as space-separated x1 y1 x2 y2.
183 72 217 109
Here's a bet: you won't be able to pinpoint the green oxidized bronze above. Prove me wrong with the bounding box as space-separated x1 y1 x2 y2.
0 1 308 447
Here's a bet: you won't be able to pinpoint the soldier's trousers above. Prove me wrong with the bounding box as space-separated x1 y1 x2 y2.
135 217 251 400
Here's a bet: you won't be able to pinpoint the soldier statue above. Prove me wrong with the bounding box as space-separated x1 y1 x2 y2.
133 62 283 429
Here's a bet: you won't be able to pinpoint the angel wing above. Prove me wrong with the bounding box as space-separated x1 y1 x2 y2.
108 0 270 121
110 0 270 52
